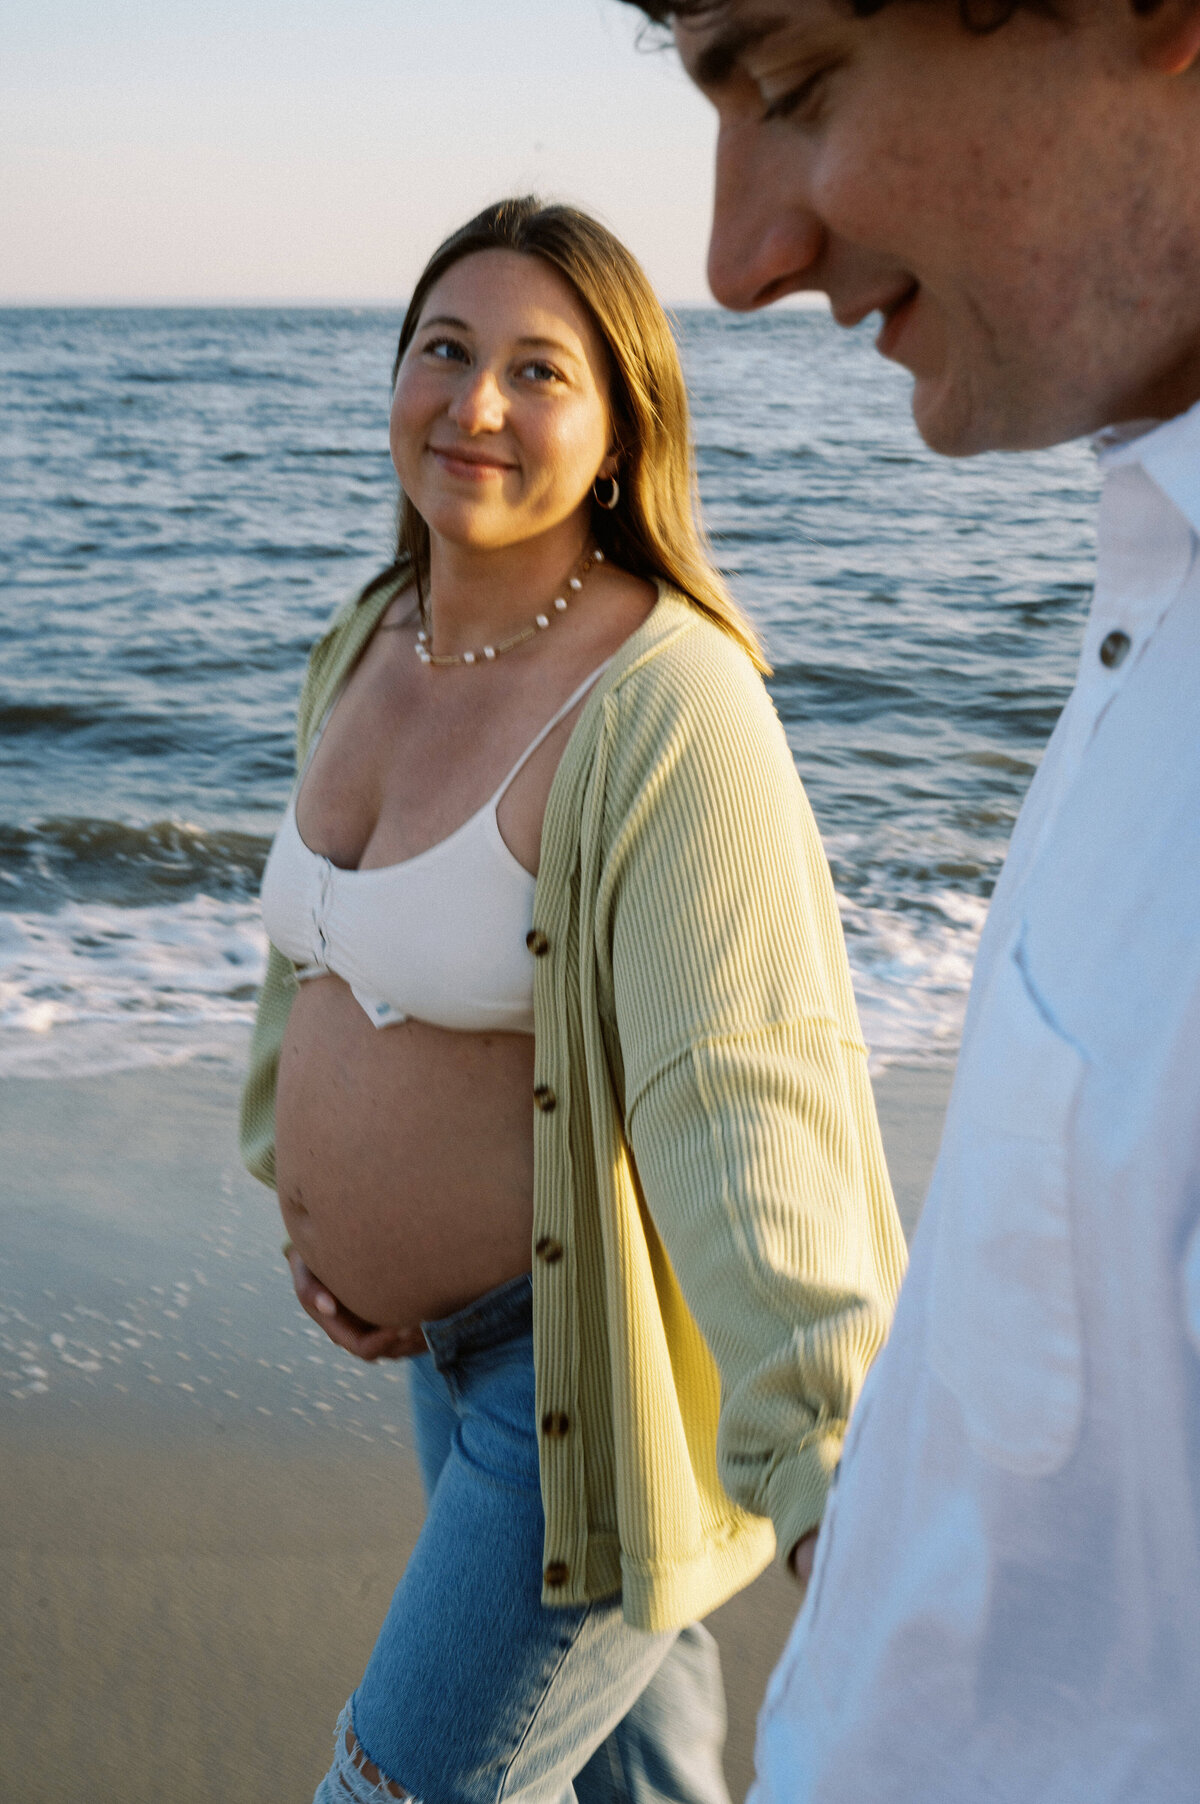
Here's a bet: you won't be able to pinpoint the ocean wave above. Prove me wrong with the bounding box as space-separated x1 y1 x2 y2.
843 888 987 1069
0 895 266 1079
0 699 121 737
771 662 915 719
0 698 203 754
0 817 269 910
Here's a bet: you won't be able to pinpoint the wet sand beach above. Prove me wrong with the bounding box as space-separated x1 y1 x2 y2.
1 1057 950 1803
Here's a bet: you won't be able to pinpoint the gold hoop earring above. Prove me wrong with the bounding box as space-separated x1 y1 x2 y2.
593 474 620 511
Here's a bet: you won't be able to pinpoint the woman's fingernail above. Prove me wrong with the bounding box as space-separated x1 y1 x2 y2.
315 1293 337 1316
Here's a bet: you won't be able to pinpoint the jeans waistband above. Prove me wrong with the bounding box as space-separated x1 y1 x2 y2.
420 1271 533 1369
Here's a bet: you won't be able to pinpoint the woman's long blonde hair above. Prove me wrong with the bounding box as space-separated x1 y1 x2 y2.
389 196 768 673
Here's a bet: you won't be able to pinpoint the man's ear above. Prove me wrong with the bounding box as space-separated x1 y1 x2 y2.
1138 0 1200 75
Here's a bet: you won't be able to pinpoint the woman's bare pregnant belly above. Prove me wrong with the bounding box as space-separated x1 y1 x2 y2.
274 976 536 1328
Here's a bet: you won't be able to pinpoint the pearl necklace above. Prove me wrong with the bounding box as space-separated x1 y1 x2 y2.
414 547 603 668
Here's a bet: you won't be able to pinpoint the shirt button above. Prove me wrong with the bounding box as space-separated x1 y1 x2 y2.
544 1561 570 1587
526 929 550 957
1099 629 1131 669
533 1084 557 1113
541 1411 570 1438
536 1235 564 1264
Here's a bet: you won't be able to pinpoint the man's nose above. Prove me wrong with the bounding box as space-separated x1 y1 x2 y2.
450 367 506 432
707 119 824 310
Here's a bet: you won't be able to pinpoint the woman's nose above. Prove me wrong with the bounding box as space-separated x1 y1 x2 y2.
450 368 506 433
707 118 824 310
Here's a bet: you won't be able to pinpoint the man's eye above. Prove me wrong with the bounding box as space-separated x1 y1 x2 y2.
761 69 831 124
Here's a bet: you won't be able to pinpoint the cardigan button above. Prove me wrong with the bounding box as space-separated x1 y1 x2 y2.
544 1561 570 1587
541 1411 570 1438
525 928 550 957
536 1235 564 1264
533 1084 557 1113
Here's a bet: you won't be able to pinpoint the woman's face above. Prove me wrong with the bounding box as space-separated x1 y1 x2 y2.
391 249 616 555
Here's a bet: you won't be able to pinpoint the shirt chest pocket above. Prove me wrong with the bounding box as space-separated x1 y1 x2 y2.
927 938 1087 1478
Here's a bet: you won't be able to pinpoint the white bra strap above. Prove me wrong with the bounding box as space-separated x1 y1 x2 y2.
491 659 615 803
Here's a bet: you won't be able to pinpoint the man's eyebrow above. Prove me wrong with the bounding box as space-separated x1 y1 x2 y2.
692 13 787 87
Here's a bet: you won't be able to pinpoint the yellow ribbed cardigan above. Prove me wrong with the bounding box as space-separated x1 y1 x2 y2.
240 569 908 1631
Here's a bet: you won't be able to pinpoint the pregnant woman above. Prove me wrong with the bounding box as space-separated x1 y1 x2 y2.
241 196 906 1804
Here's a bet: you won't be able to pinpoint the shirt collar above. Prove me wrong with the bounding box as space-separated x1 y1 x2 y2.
1094 396 1200 539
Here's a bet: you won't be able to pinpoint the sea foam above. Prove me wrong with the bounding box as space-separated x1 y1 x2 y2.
0 895 265 1077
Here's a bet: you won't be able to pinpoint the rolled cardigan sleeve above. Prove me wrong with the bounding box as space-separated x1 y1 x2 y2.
603 635 906 1557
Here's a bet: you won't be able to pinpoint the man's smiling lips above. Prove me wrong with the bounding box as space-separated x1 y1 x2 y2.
832 281 921 356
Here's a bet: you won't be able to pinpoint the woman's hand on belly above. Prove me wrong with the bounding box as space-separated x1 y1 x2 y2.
283 1243 428 1362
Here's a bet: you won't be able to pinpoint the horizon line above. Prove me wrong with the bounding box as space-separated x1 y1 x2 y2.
0 293 833 314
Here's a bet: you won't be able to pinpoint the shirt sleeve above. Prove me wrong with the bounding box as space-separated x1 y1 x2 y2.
603 634 907 1557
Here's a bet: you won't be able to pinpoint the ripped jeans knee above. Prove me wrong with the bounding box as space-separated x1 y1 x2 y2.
313 1701 421 1804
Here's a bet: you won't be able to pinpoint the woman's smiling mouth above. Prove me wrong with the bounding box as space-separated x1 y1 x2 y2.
428 443 518 480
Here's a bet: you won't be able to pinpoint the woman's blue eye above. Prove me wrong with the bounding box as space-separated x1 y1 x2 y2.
425 337 469 362
522 361 563 383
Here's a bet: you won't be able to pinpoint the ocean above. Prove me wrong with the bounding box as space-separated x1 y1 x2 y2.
0 305 1099 1079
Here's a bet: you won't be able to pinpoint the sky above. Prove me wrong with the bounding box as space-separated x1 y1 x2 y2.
2 0 743 306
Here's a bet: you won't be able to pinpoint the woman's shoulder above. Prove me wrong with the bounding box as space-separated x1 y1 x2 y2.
586 584 799 833
606 584 778 739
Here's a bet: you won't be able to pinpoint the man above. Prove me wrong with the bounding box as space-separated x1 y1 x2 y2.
620 0 1200 1795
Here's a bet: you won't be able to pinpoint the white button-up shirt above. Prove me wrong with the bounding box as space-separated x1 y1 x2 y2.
754 401 1200 1802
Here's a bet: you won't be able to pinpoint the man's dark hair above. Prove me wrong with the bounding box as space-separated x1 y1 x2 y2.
619 0 1161 32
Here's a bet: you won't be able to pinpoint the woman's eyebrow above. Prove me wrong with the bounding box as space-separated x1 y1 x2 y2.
515 335 579 357
418 313 472 332
693 12 787 87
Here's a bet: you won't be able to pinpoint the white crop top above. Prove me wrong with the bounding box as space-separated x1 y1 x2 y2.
259 663 610 1036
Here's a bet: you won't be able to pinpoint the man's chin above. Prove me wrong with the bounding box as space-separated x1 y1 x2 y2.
909 372 1074 458
908 374 989 458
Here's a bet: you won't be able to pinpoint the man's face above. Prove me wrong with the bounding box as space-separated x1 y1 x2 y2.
675 0 1200 453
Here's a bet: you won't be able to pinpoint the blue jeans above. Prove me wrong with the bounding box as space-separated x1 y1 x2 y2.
314 1274 731 1804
